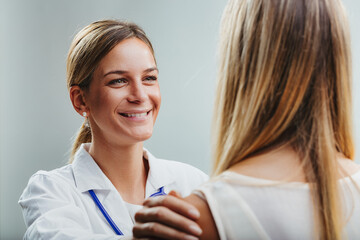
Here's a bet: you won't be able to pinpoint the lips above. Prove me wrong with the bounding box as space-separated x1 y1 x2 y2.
119 110 151 118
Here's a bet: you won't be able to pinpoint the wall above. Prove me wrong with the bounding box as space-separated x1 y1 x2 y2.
344 0 360 156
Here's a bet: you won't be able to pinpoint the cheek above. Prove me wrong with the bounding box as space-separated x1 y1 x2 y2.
89 89 122 113
150 87 161 120
91 92 109 111
152 88 161 108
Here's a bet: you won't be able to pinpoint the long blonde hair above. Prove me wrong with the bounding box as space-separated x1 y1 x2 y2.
66 20 155 162
213 0 353 239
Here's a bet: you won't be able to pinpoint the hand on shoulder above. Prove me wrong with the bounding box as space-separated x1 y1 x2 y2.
133 191 203 240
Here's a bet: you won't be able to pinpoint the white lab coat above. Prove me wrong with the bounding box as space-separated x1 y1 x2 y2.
19 144 208 240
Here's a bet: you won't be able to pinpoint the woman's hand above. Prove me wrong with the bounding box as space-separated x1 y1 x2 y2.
133 191 202 240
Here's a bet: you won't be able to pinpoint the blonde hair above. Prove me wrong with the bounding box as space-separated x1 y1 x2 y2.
213 0 353 239
66 20 155 162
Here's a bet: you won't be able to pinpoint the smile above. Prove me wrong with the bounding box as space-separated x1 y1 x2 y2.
119 110 151 118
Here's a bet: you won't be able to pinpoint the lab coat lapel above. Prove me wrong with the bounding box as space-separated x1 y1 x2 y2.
100 187 134 235
72 144 134 235
144 149 176 198
72 144 113 193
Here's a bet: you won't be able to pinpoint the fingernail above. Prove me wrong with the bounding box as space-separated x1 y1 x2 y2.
189 225 202 235
188 209 200 218
184 235 199 240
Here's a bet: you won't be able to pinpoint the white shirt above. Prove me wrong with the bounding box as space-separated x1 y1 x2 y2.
195 171 360 240
19 144 208 240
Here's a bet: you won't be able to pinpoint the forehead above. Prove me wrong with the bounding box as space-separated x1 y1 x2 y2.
96 38 156 74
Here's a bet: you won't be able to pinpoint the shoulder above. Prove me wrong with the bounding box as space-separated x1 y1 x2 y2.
158 158 208 179
339 158 360 175
27 164 75 186
145 149 209 181
185 194 220 240
155 158 209 191
18 165 81 227
145 149 209 195
19 165 77 203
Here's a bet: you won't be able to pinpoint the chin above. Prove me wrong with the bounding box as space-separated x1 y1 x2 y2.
132 131 153 142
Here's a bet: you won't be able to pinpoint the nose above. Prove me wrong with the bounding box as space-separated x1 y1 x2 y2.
127 81 147 103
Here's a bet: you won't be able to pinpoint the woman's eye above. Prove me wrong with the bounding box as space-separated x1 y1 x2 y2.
108 78 127 85
144 76 157 82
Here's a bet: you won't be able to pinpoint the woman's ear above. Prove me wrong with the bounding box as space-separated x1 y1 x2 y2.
69 86 88 116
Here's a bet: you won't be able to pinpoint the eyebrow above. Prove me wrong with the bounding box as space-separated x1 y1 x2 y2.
103 67 158 77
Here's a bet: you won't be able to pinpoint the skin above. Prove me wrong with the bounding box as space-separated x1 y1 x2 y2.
134 191 206 240
133 146 360 239
69 37 161 205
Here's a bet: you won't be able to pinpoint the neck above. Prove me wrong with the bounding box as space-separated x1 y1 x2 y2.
88 137 148 205
229 145 307 182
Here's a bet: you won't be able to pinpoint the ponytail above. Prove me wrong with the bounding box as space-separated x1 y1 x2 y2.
69 122 92 163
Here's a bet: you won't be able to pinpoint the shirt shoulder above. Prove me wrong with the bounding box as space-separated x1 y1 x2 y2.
27 164 76 188
156 157 209 181
149 156 209 196
19 164 77 205
18 165 82 228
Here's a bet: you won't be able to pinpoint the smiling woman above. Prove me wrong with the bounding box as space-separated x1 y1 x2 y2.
75 38 161 149
18 20 208 240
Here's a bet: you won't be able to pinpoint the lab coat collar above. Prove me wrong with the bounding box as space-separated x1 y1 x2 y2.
72 144 175 194
143 148 175 197
72 144 114 193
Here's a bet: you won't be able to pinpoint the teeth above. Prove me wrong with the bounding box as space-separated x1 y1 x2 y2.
124 112 147 117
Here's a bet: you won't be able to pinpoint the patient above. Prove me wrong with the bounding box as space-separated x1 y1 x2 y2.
133 0 360 239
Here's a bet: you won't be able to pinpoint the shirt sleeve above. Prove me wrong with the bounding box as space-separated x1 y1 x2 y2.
18 173 124 240
195 180 271 240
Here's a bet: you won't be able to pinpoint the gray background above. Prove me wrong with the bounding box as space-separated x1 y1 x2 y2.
0 0 359 239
